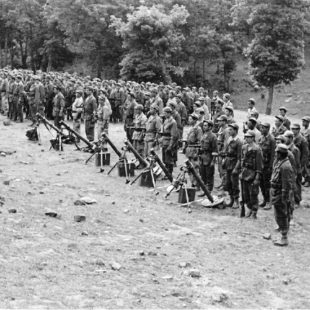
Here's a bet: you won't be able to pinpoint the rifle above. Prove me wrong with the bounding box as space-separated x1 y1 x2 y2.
124 140 148 168
185 159 214 203
59 120 97 153
149 149 173 183
240 179 245 217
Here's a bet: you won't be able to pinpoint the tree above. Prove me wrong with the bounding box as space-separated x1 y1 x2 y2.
111 4 189 83
238 0 307 114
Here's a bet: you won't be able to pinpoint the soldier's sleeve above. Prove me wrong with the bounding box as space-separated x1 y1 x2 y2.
92 97 97 113
197 126 202 141
169 121 179 147
255 147 263 176
301 139 309 166
155 117 162 134
211 134 218 153
40 85 45 100
141 114 147 129
281 164 293 192
235 139 242 170
270 136 276 169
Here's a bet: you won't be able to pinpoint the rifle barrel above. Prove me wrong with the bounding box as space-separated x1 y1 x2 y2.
101 133 122 158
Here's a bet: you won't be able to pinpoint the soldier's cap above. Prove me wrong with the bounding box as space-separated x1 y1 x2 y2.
184 87 190 91
169 101 177 108
99 88 107 95
291 123 301 130
217 115 228 122
301 116 310 122
198 96 205 101
250 111 259 117
244 130 255 138
115 83 121 87
279 106 287 112
284 130 294 138
228 123 239 131
176 93 182 98
163 106 172 113
276 143 288 154
146 82 152 86
194 101 202 107
275 135 287 143
189 113 199 120
151 88 158 93
225 106 234 112
17 75 22 79
135 104 143 110
261 122 271 128
150 103 159 112
76 88 83 94
249 117 257 123
196 107 205 114
275 115 284 122
248 98 256 104
217 99 224 105
129 92 136 98
144 91 151 97
203 120 214 127
223 93 230 99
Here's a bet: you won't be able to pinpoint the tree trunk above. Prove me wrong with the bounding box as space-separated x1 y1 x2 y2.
265 85 274 115
193 60 197 85
203 59 206 87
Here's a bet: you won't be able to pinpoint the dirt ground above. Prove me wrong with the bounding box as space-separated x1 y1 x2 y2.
1 111 310 309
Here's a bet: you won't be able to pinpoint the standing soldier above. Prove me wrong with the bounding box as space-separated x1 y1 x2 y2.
14 75 24 122
291 123 309 193
222 123 242 208
279 107 291 130
284 130 302 208
84 87 97 141
212 100 224 133
160 107 179 175
8 75 17 120
30 76 46 124
144 104 162 157
53 85 65 128
199 120 218 194
301 116 310 187
132 104 147 158
175 94 188 134
72 89 84 142
271 115 287 137
184 113 202 190
270 144 294 246
258 122 276 210
150 88 164 115
123 92 137 143
240 130 263 218
97 90 112 139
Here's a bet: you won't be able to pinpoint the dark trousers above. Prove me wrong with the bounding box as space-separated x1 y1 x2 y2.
200 164 215 192
295 173 302 204
54 114 63 129
85 119 95 142
260 167 272 202
223 169 240 199
243 180 259 211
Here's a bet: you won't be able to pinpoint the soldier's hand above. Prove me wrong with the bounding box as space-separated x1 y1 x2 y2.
232 168 239 175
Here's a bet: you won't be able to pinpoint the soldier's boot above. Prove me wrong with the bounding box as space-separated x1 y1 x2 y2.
245 205 252 218
263 202 272 210
273 233 288 246
232 198 240 209
251 211 257 219
225 196 234 208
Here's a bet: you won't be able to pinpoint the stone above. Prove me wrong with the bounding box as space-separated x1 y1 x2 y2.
74 197 97 205
148 251 158 256
111 262 122 271
45 212 59 218
188 269 201 278
3 180 10 186
74 215 86 222
123 209 129 214
81 231 88 236
0 152 6 157
3 120 11 126
210 288 229 304
300 201 310 209
178 262 191 268
162 275 173 281
8 209 17 214
263 233 272 240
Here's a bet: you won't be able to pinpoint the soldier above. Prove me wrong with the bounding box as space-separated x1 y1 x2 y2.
279 106 291 130
258 122 276 210
123 92 137 143
222 123 242 208
247 98 258 119
53 85 65 128
212 100 224 133
271 115 287 137
160 106 179 175
291 123 309 192
222 93 233 112
199 120 218 194
198 96 210 120
132 104 147 158
301 116 310 187
84 87 97 141
29 76 46 124
224 106 235 124
150 88 164 115
0 71 9 115
97 90 112 139
8 75 17 120
72 89 84 141
240 130 263 218
14 75 24 122
175 94 188 132
144 104 162 157
284 130 302 208
270 144 294 246
210 90 220 117
169 101 182 152
184 113 202 190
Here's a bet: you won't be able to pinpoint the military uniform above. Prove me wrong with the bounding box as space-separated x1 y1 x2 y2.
123 97 136 143
200 129 217 192
301 119 310 185
271 145 294 246
84 93 97 141
97 98 112 139
161 114 178 174
132 111 147 157
53 91 65 128
72 93 84 140
258 131 276 206
222 135 242 201
144 114 162 157
240 140 263 215
185 122 202 187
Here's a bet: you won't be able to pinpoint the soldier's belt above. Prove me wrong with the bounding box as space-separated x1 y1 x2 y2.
187 144 201 148
161 133 171 137
271 183 281 189
133 128 145 132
